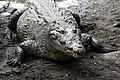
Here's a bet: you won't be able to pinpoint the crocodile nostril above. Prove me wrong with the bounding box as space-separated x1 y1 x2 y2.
73 29 77 33
73 47 86 54
59 41 66 44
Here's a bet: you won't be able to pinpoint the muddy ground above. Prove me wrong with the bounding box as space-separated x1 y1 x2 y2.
0 0 120 80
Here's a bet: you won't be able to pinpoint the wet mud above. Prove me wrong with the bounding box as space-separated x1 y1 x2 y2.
0 0 120 80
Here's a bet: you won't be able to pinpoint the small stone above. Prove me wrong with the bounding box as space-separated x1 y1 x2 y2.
111 43 116 47
38 21 42 25
92 56 96 59
86 74 89 77
113 22 120 27
115 59 120 65
93 62 97 65
14 69 21 75
76 78 80 80
42 69 45 72
25 75 29 79
109 37 115 40
46 74 50 78
27 18 31 20
30 76 35 80
9 74 13 77
33 19 37 22
53 20 56 23
65 74 69 78
16 78 20 80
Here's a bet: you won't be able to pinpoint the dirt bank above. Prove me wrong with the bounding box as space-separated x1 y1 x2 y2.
0 0 120 80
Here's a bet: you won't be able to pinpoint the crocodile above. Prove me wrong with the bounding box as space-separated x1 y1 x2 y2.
6 0 115 67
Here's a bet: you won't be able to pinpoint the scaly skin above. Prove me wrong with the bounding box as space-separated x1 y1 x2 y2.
6 0 115 67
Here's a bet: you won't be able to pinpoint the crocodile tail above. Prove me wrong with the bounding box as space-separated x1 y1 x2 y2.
7 7 28 33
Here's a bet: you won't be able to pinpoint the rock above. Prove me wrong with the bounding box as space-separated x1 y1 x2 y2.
115 59 120 65
113 22 120 27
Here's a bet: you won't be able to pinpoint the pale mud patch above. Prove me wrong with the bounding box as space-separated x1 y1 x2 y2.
101 51 120 60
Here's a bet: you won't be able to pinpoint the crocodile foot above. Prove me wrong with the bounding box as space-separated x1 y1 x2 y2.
81 33 117 53
6 40 37 67
7 57 21 67
7 46 25 67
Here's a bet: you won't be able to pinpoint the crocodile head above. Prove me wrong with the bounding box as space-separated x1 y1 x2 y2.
49 21 86 58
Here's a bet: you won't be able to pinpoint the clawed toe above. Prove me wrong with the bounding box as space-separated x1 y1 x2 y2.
102 47 117 53
108 48 117 52
7 58 21 67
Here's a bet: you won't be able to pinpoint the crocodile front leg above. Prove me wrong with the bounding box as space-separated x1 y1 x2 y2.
7 40 37 67
81 33 116 53
71 13 83 30
71 13 95 32
6 8 28 42
7 46 25 67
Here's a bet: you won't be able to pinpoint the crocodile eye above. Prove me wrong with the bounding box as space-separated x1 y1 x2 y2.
57 30 65 34
73 29 77 33
59 40 66 44
60 30 65 34
50 30 58 39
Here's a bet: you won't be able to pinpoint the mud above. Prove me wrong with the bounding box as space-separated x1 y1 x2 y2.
0 0 120 80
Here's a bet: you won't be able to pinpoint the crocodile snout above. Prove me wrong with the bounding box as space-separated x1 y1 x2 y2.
66 45 86 58
73 46 86 58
